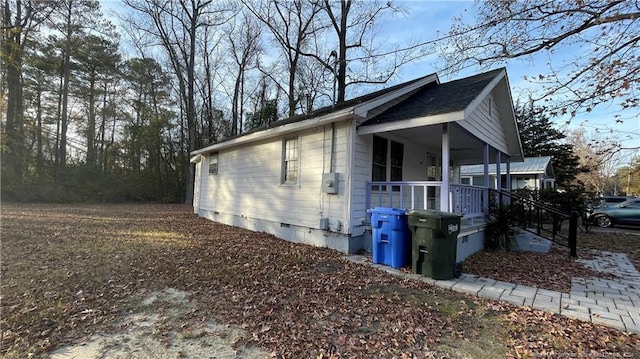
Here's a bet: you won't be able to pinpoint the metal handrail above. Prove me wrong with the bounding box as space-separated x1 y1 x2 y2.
489 188 577 257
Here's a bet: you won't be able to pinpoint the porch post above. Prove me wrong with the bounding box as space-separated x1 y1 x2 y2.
495 151 502 191
441 123 450 212
483 143 490 213
483 144 490 187
506 157 511 191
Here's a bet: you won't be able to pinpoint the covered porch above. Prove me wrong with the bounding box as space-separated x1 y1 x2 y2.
357 68 522 221
354 68 523 259
359 115 523 225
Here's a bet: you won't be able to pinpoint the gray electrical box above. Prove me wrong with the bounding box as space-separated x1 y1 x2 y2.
319 217 329 230
321 172 338 194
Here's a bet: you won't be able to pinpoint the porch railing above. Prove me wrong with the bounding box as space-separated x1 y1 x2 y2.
365 181 488 222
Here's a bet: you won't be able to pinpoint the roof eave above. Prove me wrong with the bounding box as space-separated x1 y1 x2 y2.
357 111 464 135
191 107 355 155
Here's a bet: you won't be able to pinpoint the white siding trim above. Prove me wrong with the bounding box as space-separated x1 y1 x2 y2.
463 70 504 119
192 108 353 155
357 111 463 135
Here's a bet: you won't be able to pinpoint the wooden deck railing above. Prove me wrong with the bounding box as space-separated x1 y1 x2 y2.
365 181 488 222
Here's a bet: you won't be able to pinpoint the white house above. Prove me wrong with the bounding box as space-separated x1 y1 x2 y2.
190 68 524 261
460 156 556 190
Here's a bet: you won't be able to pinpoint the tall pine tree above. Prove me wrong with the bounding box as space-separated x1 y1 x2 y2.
515 101 583 189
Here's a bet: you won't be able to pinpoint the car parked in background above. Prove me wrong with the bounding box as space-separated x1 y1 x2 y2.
587 198 640 228
588 196 634 209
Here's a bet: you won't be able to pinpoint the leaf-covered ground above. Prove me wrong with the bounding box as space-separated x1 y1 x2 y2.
1 204 638 358
462 230 639 293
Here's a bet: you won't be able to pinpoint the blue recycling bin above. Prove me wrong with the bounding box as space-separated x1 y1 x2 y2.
367 207 410 268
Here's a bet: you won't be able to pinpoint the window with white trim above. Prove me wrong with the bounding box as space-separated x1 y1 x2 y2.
282 137 299 184
208 153 218 175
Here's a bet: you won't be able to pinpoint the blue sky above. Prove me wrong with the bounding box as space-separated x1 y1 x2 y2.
99 0 638 162
384 1 638 163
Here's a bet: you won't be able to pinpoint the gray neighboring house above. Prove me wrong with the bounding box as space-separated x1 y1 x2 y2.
461 156 555 190
191 68 524 262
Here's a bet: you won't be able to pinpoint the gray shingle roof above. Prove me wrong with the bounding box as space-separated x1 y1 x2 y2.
460 156 553 176
207 73 437 144
359 68 504 127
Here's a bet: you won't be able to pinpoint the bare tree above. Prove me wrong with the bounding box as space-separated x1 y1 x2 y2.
196 23 224 145
122 0 235 204
319 0 419 103
438 0 639 127
567 128 624 195
242 0 326 117
226 9 261 135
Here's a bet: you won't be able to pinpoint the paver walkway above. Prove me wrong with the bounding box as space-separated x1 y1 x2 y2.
345 250 640 334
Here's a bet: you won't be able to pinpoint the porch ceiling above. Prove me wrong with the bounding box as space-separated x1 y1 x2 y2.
375 123 503 165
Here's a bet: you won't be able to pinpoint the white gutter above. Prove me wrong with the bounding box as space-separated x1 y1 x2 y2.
357 111 463 135
191 107 355 155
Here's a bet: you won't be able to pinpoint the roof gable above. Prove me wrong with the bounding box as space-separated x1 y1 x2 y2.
359 68 503 127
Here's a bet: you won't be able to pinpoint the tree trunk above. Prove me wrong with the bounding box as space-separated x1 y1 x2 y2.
86 72 97 165
58 2 74 172
2 0 25 185
36 87 44 176
336 0 349 103
184 3 198 205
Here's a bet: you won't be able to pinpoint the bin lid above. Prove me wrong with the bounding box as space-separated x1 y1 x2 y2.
408 209 462 219
366 207 407 215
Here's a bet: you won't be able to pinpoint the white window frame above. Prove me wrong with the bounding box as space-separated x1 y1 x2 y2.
208 153 218 175
281 137 300 185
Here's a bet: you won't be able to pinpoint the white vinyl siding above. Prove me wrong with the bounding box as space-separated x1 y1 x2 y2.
351 130 372 235
199 123 349 230
459 94 509 154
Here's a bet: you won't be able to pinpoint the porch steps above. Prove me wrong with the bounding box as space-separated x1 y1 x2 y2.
513 229 552 253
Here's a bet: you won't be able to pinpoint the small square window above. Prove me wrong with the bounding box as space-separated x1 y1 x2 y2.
209 153 218 175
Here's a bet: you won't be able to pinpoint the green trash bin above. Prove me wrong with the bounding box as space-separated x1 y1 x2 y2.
409 209 462 280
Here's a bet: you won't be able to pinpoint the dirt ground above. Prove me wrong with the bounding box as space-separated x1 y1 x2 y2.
48 288 269 359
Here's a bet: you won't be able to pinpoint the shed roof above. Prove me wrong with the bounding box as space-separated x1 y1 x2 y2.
460 156 554 177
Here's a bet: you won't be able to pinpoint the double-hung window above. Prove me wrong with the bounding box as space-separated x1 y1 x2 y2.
208 153 218 175
282 137 299 184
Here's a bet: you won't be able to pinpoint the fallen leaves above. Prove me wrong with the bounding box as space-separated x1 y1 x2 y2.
1 203 638 358
462 246 616 292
